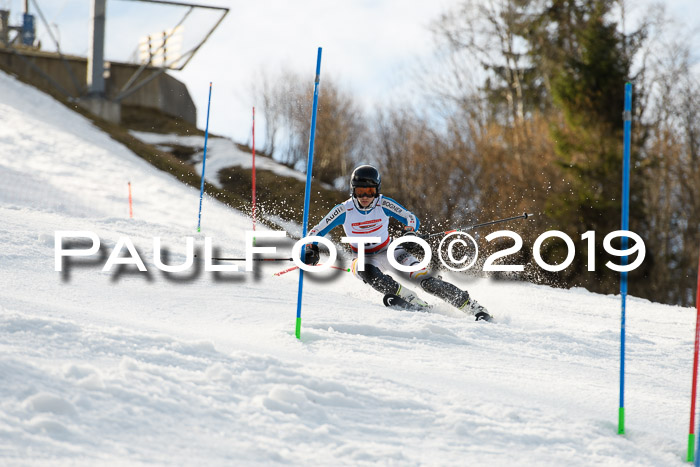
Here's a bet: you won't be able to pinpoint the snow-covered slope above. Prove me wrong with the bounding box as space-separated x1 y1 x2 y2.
0 70 697 466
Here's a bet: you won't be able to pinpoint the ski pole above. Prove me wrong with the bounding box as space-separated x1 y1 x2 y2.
193 255 294 261
420 212 534 239
192 255 350 274
207 257 294 262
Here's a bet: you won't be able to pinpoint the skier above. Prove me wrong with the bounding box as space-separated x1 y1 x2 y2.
303 164 491 321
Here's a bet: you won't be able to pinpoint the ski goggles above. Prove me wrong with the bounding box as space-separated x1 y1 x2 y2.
353 187 378 198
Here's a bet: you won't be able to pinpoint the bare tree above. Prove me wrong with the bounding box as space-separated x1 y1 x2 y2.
430 0 541 177
253 69 367 185
251 68 284 156
641 28 700 305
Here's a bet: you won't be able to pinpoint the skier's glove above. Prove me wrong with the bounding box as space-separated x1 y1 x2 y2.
303 244 320 266
402 227 427 240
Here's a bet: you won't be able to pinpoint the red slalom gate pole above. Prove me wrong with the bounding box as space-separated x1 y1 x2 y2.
128 181 133 218
690 249 700 462
252 107 257 242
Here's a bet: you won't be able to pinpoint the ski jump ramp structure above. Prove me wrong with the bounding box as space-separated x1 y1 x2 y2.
0 0 228 124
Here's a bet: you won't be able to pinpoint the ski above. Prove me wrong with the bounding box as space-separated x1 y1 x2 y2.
383 294 494 321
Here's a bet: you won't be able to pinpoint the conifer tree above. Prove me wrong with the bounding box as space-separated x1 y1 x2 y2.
521 0 648 291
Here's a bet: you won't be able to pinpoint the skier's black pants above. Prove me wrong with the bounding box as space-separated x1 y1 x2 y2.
356 264 401 295
420 276 470 308
356 265 469 308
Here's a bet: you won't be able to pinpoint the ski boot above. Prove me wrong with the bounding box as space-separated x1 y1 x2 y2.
459 298 492 322
396 286 430 310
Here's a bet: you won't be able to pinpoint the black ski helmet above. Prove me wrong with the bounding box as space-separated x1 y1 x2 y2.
350 165 381 194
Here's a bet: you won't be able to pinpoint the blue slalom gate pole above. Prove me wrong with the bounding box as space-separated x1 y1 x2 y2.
295 47 323 340
197 82 213 233
619 82 632 435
